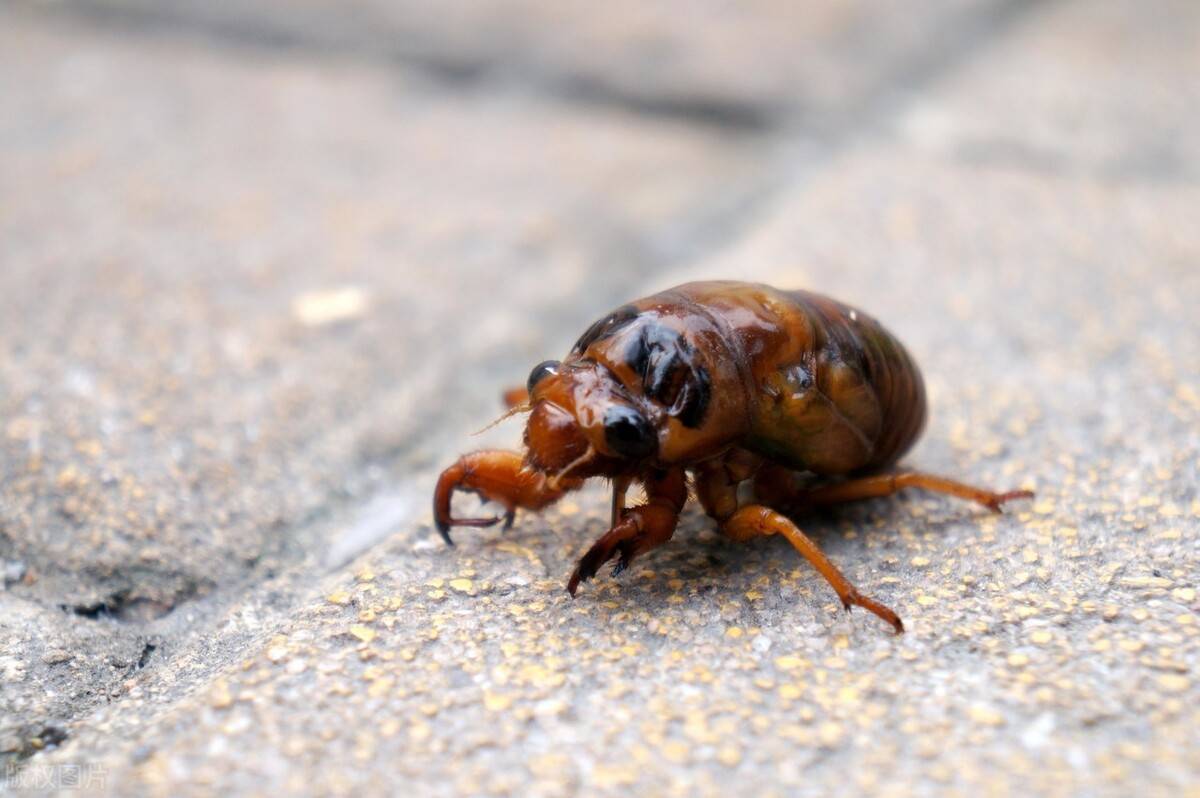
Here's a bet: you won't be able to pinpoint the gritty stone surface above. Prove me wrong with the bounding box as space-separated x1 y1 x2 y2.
47 0 1002 119
0 10 760 758
4 0 1200 795
896 0 1200 180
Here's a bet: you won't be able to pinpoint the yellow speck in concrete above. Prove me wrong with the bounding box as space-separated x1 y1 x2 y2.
1121 576 1172 589
1022 548 1039 564
661 741 689 764
779 684 803 700
1157 674 1189 693
367 676 393 697
917 595 937 607
818 722 844 747
716 745 742 767
210 680 234 709
1007 653 1030 667
911 556 931 568
1172 587 1195 602
349 625 377 644
449 578 474 593
1030 630 1053 645
483 692 512 711
725 626 744 638
326 590 351 605
591 763 638 788
775 655 805 671
1092 639 1111 652
292 286 369 327
968 705 1006 727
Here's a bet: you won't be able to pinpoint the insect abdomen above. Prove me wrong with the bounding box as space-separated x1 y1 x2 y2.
738 287 926 475
794 290 926 471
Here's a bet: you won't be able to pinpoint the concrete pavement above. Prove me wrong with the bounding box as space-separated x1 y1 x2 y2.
2 0 1197 794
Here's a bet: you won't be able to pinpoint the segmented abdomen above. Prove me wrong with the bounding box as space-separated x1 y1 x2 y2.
787 290 927 471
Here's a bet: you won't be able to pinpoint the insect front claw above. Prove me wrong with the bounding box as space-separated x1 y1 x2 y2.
433 449 568 546
566 546 609 597
434 514 505 546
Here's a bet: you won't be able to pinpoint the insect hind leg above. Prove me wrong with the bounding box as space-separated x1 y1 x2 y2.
693 456 902 633
755 465 1033 515
722 504 903 633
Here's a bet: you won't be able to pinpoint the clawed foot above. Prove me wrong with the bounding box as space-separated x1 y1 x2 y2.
566 491 684 597
433 450 567 545
432 507 516 546
982 489 1035 514
841 589 905 634
435 512 502 545
566 518 639 596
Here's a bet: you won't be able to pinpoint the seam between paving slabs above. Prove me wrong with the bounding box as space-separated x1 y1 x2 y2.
7 0 1059 135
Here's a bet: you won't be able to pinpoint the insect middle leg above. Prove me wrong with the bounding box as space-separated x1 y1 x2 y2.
433 450 581 544
755 464 1033 515
567 468 687 596
695 455 903 633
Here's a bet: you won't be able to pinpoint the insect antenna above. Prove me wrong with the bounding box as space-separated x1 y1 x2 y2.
472 402 532 436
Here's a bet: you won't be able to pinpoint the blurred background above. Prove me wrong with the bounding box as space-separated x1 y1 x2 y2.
2 0 1198 794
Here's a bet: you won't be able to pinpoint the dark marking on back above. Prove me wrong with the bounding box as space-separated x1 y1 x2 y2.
572 305 639 354
621 322 711 428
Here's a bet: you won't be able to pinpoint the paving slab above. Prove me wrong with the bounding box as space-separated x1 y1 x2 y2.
0 11 762 761
45 0 1005 123
6 0 1200 794
896 0 1200 180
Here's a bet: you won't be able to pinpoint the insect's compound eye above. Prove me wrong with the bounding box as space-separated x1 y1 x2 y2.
603 405 657 460
526 360 561 395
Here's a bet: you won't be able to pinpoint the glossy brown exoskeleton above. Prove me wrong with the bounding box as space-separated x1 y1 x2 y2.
434 282 1032 632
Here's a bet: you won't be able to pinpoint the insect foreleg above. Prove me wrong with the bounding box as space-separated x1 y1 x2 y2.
433 450 580 544
567 468 687 595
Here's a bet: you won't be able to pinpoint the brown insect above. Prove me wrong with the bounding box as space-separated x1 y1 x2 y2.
434 281 1032 632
